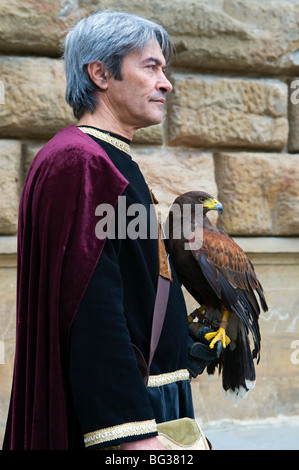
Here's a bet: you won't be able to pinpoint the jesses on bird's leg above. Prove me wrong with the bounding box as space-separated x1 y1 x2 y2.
187 304 207 323
204 309 231 349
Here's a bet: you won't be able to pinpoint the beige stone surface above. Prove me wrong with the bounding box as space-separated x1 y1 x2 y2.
214 152 299 236
288 78 299 152
0 140 22 234
22 141 45 179
166 73 288 149
0 260 17 447
0 0 76 56
0 57 75 139
133 124 163 145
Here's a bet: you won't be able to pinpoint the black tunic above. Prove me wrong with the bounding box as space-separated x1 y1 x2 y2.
69 127 194 449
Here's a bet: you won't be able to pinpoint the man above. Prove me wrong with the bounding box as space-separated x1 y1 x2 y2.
3 10 213 450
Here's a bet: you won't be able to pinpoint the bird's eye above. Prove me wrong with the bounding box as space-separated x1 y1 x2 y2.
199 197 206 202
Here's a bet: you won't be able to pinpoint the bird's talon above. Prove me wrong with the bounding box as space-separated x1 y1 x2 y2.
205 327 231 349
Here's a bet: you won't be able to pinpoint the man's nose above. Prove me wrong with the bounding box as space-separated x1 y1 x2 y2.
156 73 173 93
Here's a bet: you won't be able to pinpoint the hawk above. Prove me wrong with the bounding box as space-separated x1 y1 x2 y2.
165 191 268 401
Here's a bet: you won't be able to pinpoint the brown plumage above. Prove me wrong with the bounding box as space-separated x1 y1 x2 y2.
166 191 268 401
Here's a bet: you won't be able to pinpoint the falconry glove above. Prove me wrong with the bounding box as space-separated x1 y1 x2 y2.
188 325 222 378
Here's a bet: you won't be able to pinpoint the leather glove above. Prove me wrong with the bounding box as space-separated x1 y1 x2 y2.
188 325 223 378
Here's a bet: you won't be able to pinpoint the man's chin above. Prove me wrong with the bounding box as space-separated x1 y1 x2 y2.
140 115 164 129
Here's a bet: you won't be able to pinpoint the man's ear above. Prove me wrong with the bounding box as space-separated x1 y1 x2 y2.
87 61 109 90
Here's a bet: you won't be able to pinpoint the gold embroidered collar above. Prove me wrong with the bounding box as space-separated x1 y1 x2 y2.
78 126 131 156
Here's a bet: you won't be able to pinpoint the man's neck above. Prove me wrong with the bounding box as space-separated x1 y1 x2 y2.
77 107 135 141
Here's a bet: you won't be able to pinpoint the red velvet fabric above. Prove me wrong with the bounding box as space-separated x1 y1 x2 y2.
3 126 128 449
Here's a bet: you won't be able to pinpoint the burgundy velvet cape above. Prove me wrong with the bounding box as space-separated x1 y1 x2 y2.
3 126 128 450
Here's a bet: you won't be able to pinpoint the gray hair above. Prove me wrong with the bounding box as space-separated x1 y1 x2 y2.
63 10 174 120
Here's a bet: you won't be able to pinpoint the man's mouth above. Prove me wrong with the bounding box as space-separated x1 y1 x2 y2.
151 98 165 104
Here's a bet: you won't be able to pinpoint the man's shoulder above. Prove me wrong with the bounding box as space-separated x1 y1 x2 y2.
31 125 127 177
39 125 107 162
25 125 128 194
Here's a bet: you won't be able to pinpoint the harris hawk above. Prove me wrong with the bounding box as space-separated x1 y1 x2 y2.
165 191 268 401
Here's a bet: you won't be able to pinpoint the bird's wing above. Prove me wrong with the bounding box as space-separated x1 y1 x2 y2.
189 228 265 358
190 228 266 306
191 229 256 289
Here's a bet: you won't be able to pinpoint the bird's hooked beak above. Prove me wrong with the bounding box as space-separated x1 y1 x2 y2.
203 197 223 214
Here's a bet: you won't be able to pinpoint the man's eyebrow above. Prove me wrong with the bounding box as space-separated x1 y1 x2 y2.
142 57 167 68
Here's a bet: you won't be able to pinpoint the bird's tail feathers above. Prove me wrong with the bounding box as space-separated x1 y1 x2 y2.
231 297 261 363
221 325 256 402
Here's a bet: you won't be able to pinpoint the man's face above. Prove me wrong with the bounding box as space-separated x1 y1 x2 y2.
104 40 173 131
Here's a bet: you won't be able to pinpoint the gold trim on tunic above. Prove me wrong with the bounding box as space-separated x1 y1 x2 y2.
147 369 190 387
77 126 131 155
84 419 157 447
83 369 190 447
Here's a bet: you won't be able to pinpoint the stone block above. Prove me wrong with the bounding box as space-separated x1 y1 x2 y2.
0 250 17 448
0 0 76 56
133 124 163 145
166 73 288 149
214 152 299 236
0 57 75 139
22 141 45 179
0 140 22 235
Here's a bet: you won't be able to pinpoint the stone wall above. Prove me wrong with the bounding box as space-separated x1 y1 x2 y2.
1 0 299 445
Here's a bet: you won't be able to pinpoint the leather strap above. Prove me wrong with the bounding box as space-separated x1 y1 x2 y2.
141 186 173 385
147 185 172 282
148 275 171 370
